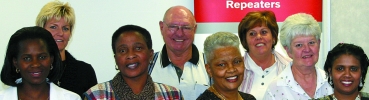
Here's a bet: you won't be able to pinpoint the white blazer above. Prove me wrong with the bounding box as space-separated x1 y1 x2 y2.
0 83 81 100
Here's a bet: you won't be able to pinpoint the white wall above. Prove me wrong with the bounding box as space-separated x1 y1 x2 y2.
330 0 369 92
0 0 193 89
0 0 349 91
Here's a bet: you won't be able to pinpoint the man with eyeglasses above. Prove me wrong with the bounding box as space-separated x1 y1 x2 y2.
149 5 210 100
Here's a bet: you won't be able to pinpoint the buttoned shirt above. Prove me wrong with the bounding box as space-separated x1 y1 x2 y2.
150 44 210 100
239 50 291 100
263 64 333 100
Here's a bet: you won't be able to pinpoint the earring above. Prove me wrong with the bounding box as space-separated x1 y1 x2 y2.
50 64 53 70
329 76 333 85
360 77 363 87
115 65 118 70
16 68 20 73
15 78 22 84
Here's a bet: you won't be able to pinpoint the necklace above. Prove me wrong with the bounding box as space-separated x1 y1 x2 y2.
210 85 243 100
332 93 360 100
210 86 226 100
57 63 67 86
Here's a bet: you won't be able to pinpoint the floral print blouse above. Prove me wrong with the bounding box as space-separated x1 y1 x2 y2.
264 64 333 100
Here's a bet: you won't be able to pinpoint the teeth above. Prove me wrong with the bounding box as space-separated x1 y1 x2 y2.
342 81 352 84
127 63 138 69
256 43 264 47
302 55 311 58
175 39 184 42
227 76 237 80
56 40 63 42
32 72 40 75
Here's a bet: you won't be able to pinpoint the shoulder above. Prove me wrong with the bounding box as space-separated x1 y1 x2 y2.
84 82 113 99
65 51 93 68
154 82 182 99
361 92 369 99
196 89 219 100
50 83 81 100
85 81 112 93
315 95 333 100
273 50 292 64
239 91 256 100
0 86 17 99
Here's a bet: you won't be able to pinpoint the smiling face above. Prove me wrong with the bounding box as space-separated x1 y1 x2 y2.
331 54 361 95
44 17 71 51
206 46 244 92
286 35 320 68
13 39 53 85
246 25 274 55
159 7 196 53
114 31 153 79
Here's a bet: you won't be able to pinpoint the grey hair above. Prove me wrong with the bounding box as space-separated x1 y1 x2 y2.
204 32 240 64
280 13 321 50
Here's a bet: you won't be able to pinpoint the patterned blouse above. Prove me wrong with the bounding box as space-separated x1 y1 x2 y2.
264 65 333 100
84 73 183 100
315 92 369 100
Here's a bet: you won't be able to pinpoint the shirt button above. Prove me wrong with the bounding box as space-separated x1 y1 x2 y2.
266 71 269 73
261 82 264 85
181 78 184 80
262 75 264 78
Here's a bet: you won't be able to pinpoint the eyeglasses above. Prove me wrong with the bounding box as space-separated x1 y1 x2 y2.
163 23 195 33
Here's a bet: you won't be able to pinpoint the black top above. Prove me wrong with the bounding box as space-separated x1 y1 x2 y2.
57 50 98 98
197 89 256 100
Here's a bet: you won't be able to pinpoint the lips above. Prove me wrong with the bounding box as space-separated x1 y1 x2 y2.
226 76 238 82
174 39 184 42
302 55 313 59
55 39 64 42
126 63 138 69
256 43 265 47
30 72 42 77
342 81 352 84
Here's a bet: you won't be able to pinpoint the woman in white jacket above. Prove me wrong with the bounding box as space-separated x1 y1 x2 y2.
0 26 80 100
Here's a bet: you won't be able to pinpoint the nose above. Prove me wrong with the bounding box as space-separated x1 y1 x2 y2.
302 45 312 52
31 59 41 68
174 27 185 37
56 28 64 36
256 33 262 40
343 69 352 78
226 65 237 73
126 51 137 60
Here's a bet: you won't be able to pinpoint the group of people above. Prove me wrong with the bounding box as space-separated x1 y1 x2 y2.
1 0 368 100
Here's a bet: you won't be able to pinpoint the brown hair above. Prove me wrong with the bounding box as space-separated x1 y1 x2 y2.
238 10 278 51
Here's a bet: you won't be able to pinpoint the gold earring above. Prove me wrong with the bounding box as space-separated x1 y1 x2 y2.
16 68 20 73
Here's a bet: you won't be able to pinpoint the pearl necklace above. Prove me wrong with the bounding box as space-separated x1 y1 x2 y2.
332 94 360 100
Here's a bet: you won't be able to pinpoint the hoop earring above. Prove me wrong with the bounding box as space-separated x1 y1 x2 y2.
50 64 53 70
360 77 363 87
16 68 20 73
329 76 333 85
115 65 118 70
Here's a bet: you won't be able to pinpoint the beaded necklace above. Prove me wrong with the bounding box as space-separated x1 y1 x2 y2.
332 94 360 100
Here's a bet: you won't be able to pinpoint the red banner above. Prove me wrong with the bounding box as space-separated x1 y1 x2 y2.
194 0 322 22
